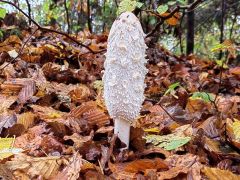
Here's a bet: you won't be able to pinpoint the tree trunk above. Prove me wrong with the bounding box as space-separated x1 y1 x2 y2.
25 0 31 25
87 0 92 33
102 0 106 33
186 0 195 55
219 0 225 59
64 0 71 34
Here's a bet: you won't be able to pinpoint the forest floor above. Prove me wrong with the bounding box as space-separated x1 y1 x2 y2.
0 27 240 180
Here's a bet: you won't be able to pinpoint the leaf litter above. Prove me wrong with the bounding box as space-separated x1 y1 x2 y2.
0 26 239 179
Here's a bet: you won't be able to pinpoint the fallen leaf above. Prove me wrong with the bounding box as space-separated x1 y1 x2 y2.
145 125 192 150
0 111 17 133
53 152 83 180
202 166 240 180
5 153 63 179
109 158 168 176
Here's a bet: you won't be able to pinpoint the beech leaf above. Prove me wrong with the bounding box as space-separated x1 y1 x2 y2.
157 5 169 15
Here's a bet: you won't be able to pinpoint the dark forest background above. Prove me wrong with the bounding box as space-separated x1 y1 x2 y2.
0 0 240 59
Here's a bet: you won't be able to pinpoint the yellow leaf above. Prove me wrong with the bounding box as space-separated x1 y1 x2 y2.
0 138 23 160
144 127 160 133
47 112 62 119
226 118 240 149
0 138 14 150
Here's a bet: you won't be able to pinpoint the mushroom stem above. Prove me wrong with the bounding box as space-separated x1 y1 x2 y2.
114 118 130 149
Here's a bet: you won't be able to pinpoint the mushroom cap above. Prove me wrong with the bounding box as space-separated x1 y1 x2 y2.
103 12 148 123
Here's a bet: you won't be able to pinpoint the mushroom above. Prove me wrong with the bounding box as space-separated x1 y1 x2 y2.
103 12 148 148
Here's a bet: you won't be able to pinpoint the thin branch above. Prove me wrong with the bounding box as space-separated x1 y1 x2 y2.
213 59 225 106
146 19 164 38
145 98 177 122
146 0 204 38
0 0 103 54
0 28 38 72
157 102 178 122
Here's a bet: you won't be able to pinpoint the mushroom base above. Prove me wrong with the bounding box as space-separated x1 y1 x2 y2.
114 118 131 149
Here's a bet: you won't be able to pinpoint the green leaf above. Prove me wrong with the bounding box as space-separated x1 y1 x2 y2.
164 82 180 96
0 29 3 38
145 134 191 150
118 0 138 15
157 4 168 15
0 8 6 19
144 125 192 151
191 92 215 102
211 44 224 52
215 59 228 69
177 0 186 4
167 1 176 6
136 2 144 8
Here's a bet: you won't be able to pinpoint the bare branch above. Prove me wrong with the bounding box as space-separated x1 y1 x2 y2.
0 28 38 72
0 0 104 54
146 0 204 38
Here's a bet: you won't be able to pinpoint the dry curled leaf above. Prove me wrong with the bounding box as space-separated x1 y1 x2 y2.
5 154 63 179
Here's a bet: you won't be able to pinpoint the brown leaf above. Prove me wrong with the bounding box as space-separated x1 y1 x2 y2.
203 137 240 161
68 85 91 103
64 131 93 149
53 152 83 180
0 111 17 134
157 166 189 180
198 116 219 138
137 147 171 159
30 105 67 122
165 153 199 168
1 78 36 104
202 166 240 180
70 101 110 127
229 67 240 75
0 164 15 180
5 153 63 179
17 112 36 130
186 98 212 113
100 135 117 170
109 158 168 175
95 126 114 134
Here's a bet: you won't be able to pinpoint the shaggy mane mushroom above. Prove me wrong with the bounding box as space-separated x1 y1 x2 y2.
103 12 148 148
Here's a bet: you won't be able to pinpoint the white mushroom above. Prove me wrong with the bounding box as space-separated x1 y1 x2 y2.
103 12 148 148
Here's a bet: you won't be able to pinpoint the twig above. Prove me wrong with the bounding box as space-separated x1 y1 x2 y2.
157 102 178 122
146 19 164 38
0 28 38 72
146 0 204 38
213 59 225 106
0 0 104 54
